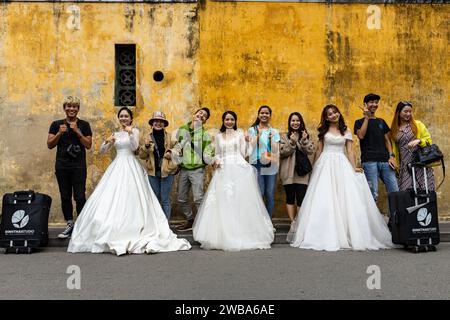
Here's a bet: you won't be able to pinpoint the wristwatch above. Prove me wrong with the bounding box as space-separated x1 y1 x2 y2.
390 153 395 158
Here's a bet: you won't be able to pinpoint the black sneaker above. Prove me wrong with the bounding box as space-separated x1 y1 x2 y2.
58 223 74 239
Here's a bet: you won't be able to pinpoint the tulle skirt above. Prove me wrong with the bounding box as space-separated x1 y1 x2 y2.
288 152 393 251
193 159 274 251
68 153 191 255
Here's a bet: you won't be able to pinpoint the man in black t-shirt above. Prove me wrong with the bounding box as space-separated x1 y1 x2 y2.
47 96 92 238
354 93 398 203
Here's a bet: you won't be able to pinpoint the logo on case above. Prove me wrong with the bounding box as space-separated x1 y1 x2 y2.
11 210 30 229
417 208 432 227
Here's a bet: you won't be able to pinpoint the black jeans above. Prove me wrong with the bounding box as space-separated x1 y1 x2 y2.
55 167 87 221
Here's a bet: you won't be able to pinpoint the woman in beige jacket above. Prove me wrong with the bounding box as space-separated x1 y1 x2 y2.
279 112 315 222
138 111 179 219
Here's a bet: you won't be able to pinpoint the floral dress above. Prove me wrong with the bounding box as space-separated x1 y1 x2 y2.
397 124 435 191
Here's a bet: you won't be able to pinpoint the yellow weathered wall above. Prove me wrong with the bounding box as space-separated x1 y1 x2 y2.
0 2 201 223
198 2 449 219
0 1 448 223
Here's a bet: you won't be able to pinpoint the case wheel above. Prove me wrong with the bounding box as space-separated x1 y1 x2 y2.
427 245 437 252
5 247 34 254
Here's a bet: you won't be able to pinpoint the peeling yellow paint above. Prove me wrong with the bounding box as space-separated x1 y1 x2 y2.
198 2 449 220
0 2 448 223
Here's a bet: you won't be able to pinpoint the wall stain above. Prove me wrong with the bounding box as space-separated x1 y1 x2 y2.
148 7 155 25
124 5 135 32
324 30 357 113
185 6 199 59
51 3 62 32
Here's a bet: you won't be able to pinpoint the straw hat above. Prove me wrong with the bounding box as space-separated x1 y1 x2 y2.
148 111 169 127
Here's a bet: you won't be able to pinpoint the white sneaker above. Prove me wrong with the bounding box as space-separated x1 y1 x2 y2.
58 223 74 239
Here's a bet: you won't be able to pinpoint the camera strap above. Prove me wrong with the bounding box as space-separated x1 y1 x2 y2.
151 133 164 167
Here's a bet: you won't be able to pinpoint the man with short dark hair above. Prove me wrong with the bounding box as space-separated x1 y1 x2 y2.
354 93 398 203
47 96 92 238
167 108 214 231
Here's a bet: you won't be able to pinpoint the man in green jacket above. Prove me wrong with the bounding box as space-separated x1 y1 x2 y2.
168 107 214 231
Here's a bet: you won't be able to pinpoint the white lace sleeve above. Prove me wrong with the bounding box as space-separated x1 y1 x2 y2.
99 141 113 154
100 132 115 154
344 129 353 141
238 130 252 157
210 134 220 164
129 128 140 151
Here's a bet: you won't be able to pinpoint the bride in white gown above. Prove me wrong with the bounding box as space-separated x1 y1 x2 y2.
68 107 191 255
193 111 274 251
288 105 393 251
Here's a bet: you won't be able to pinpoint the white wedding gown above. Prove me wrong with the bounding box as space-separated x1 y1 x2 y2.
288 130 393 251
68 129 191 255
193 130 274 251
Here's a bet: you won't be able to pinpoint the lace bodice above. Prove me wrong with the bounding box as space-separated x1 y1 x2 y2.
213 130 251 164
100 128 140 155
322 130 353 154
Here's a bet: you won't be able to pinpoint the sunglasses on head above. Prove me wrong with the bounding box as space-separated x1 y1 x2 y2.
396 101 413 113
401 101 412 106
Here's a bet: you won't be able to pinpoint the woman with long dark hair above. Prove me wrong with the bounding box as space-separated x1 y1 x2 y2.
390 101 435 191
247 105 280 219
68 107 191 255
288 105 392 251
193 111 274 251
279 112 314 223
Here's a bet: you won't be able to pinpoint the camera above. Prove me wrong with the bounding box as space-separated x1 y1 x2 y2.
66 144 81 158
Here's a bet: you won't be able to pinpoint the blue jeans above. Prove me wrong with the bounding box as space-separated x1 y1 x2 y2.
362 162 399 202
253 165 277 219
148 174 174 219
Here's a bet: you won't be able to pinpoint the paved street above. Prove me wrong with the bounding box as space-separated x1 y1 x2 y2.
1 244 449 300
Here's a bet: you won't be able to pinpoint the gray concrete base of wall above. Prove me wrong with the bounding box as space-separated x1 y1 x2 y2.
43 221 450 248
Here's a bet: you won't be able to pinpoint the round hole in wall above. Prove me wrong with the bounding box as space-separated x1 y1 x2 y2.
153 71 164 82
